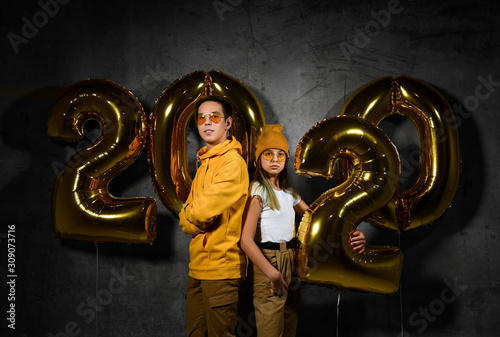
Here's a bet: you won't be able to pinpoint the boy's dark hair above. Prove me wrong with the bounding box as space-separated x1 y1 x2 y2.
195 95 234 119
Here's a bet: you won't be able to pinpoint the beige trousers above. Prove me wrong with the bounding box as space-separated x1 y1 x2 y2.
252 244 301 337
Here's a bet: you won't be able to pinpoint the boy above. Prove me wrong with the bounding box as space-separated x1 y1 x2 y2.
179 95 249 337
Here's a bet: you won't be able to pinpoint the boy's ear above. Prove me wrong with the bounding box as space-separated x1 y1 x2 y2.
225 116 233 130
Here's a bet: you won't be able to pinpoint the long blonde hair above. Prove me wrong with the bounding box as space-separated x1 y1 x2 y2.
250 155 299 211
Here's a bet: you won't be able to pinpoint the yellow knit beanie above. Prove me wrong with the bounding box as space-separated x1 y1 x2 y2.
255 124 289 159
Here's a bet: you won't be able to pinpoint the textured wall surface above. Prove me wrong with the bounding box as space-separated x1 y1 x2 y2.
1 0 499 336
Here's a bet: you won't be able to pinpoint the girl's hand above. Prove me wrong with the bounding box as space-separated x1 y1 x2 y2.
350 230 366 254
269 270 288 297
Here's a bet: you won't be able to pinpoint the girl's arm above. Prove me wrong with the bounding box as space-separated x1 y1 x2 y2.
293 199 309 217
241 196 288 296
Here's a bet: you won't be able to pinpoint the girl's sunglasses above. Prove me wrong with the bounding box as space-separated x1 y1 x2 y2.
197 112 225 125
262 151 287 163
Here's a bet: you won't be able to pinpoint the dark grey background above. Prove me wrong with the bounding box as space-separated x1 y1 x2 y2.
1 0 499 336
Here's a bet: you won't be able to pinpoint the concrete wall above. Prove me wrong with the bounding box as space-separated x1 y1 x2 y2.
1 0 499 336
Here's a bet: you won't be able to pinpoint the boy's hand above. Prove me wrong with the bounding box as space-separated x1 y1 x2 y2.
197 215 219 231
349 230 366 254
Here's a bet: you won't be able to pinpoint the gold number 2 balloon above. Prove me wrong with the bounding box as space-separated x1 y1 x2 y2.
47 79 157 243
295 116 403 294
339 75 461 231
148 70 266 214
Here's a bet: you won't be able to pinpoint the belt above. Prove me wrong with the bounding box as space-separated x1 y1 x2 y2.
256 238 296 250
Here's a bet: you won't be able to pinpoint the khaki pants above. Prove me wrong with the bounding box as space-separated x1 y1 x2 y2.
252 244 301 337
186 277 243 337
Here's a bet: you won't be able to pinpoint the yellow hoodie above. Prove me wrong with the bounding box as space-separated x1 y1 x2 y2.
179 137 249 280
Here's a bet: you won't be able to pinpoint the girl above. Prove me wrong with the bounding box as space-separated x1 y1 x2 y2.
241 124 366 337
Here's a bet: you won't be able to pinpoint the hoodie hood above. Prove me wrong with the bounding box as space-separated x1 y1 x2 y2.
197 136 243 162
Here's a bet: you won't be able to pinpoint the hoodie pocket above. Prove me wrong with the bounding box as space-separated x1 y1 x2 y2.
208 279 240 308
202 231 212 251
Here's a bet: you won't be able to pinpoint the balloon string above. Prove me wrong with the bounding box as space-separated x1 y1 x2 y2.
398 234 404 336
336 291 340 337
95 243 99 337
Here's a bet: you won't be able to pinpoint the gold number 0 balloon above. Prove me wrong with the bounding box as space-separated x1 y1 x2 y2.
47 79 157 243
149 70 266 213
295 116 403 294
339 76 461 231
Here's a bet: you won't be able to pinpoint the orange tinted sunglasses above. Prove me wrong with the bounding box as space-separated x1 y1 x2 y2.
262 151 287 163
197 112 225 125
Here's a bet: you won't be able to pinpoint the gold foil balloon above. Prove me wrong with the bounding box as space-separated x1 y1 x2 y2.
339 75 461 231
149 70 266 214
295 116 402 294
47 79 157 243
